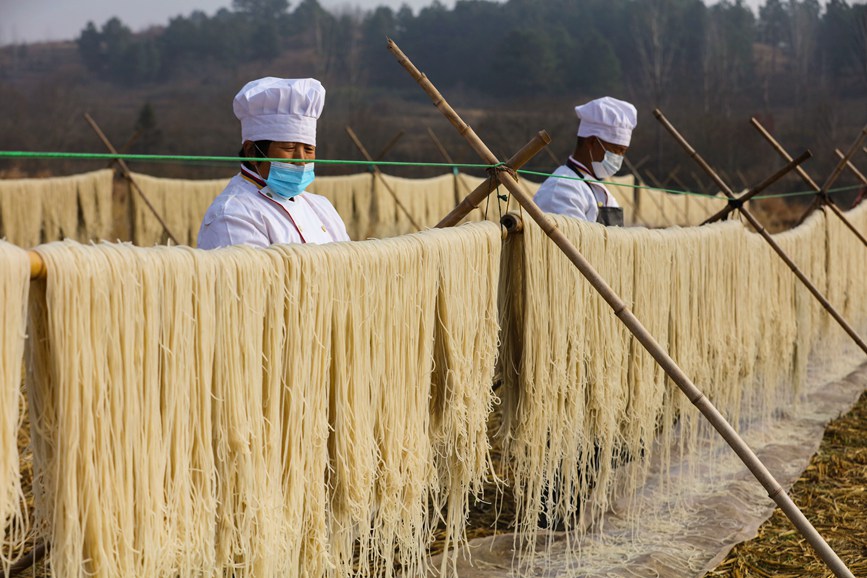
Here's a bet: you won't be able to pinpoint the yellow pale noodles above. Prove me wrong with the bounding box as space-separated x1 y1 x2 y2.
0 170 113 246
129 172 228 246
0 242 29 573
499 205 867 558
26 221 500 577
371 173 457 238
632 180 725 227
308 173 374 240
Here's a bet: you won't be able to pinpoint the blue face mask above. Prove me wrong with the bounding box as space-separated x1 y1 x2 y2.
591 140 624 179
265 161 315 199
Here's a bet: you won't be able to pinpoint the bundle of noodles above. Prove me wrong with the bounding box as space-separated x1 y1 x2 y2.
307 173 374 240
821 203 867 326
632 183 726 228
26 221 500 577
371 173 457 238
497 210 867 564
0 242 29 573
685 192 725 224
631 181 671 228
129 173 227 246
0 170 113 246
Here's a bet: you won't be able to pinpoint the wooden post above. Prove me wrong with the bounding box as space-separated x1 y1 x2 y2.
84 113 180 245
435 131 551 228
702 151 812 225
654 108 867 359
750 117 867 247
345 125 422 230
387 38 855 578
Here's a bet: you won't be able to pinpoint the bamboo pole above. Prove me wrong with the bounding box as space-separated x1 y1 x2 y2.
427 125 483 215
84 113 180 245
655 108 867 359
793 126 867 226
702 151 812 225
543 145 561 167
375 130 405 161
427 126 457 166
500 211 524 235
344 125 422 230
826 151 867 246
435 131 551 228
750 118 821 190
835 148 867 188
106 130 141 170
751 119 867 248
387 38 855 578
690 171 713 196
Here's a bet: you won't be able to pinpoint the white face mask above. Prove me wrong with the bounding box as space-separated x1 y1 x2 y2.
591 141 624 179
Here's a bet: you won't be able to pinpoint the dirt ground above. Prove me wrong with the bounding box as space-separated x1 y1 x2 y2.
706 389 867 577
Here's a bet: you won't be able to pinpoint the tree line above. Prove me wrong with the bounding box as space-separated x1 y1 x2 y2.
75 0 867 106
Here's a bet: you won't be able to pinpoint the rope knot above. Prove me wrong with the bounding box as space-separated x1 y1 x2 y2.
486 162 518 183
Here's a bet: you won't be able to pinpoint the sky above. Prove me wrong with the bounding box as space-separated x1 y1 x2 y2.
0 0 770 47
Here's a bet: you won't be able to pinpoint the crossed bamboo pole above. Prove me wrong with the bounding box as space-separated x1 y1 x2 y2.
750 117 867 247
793 126 867 226
387 37 855 578
655 109 867 361
84 113 180 245
701 151 812 225
834 147 867 213
837 147 867 187
345 125 422 230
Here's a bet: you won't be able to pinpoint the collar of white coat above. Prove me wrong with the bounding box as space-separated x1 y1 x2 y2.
239 164 301 208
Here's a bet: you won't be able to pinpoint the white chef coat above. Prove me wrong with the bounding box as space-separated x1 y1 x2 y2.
534 157 619 222
197 165 350 249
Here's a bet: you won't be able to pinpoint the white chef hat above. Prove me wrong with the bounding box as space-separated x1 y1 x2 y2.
233 77 325 146
575 96 637 147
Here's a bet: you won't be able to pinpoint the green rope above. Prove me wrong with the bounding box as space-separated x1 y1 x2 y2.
516 168 864 202
0 150 496 170
1 150 862 202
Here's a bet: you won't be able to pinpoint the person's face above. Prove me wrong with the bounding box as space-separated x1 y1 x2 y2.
247 140 317 178
591 137 628 161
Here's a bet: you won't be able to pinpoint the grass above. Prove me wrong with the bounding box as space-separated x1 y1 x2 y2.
707 390 867 577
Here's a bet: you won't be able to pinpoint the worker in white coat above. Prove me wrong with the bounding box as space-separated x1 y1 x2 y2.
198 77 350 249
534 96 637 226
